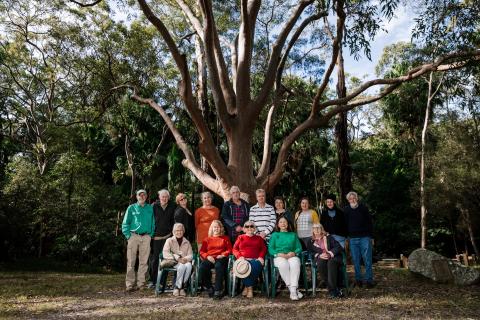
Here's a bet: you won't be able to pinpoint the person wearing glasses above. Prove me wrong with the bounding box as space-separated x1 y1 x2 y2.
232 221 267 298
195 191 220 250
198 220 232 299
174 193 195 242
221 186 250 243
268 217 303 300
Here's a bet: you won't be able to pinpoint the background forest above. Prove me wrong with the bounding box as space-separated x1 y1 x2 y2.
0 0 479 271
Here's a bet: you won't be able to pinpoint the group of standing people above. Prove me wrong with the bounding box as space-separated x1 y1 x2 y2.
121 186 375 300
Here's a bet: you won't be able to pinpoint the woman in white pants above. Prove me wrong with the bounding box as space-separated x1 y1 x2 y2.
268 217 304 300
162 223 193 296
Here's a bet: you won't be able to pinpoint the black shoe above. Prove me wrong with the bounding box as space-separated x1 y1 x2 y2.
207 287 214 298
365 281 377 289
213 291 223 300
354 280 363 288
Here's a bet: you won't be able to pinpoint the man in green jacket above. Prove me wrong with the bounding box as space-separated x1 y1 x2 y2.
122 189 155 292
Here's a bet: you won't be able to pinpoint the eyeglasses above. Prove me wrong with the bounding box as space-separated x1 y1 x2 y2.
244 225 255 228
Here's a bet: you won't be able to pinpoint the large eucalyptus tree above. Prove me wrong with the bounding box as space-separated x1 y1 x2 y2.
99 0 479 200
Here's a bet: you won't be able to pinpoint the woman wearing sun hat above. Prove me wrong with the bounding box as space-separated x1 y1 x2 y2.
232 220 267 298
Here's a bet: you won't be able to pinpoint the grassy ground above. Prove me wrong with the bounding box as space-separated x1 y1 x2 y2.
0 266 479 320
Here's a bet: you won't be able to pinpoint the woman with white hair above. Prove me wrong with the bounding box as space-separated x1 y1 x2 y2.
195 191 220 249
307 224 344 298
162 223 193 296
221 186 250 243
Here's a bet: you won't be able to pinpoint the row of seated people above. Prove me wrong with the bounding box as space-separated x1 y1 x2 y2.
159 218 344 300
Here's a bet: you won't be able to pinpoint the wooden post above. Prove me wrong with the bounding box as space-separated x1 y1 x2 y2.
400 254 409 269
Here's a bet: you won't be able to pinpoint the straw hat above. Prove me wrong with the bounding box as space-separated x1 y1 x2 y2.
232 259 251 278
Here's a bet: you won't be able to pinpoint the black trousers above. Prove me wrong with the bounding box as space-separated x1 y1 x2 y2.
198 257 228 292
317 257 342 292
148 238 167 283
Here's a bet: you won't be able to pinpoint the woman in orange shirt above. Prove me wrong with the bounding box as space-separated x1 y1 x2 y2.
195 191 220 249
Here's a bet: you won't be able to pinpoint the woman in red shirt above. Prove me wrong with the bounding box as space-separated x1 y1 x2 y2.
195 192 220 249
232 221 266 298
198 220 232 299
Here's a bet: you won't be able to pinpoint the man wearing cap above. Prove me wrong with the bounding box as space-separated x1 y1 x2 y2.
122 189 155 292
148 189 176 288
320 194 347 248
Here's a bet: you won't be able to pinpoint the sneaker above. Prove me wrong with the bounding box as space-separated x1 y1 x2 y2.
213 291 223 300
290 291 299 300
365 281 377 289
296 290 304 299
173 288 180 296
179 289 186 296
147 282 155 289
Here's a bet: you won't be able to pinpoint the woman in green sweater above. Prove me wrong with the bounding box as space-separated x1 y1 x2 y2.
268 217 303 300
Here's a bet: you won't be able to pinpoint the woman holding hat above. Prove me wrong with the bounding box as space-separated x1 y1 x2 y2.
268 217 303 300
232 221 267 298
307 223 344 298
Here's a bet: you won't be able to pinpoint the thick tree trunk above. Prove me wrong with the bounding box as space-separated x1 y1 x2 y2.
334 47 352 207
227 125 257 202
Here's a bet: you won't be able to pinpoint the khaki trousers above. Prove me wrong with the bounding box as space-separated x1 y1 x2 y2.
126 233 151 289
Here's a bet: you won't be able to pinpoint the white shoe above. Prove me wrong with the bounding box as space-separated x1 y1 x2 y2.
296 290 303 299
173 288 180 296
290 291 299 300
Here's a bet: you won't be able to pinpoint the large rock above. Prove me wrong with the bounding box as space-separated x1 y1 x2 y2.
408 248 480 285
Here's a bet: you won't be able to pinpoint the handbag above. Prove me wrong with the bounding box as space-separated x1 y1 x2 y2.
160 259 177 268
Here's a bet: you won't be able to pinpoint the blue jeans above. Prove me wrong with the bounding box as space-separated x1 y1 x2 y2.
332 235 346 248
349 237 373 282
242 259 263 287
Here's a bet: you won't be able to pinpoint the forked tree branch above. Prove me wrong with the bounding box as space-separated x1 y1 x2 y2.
263 48 480 189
